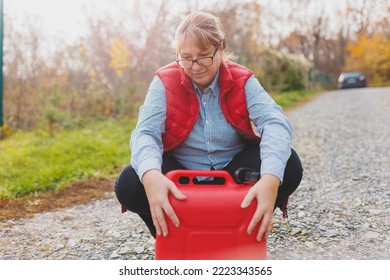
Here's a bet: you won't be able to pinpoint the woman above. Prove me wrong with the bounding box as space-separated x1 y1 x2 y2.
115 11 303 242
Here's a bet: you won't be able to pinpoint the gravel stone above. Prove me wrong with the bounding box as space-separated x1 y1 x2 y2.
365 231 380 239
0 87 389 260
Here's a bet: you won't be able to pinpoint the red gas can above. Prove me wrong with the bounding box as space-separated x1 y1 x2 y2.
155 170 267 260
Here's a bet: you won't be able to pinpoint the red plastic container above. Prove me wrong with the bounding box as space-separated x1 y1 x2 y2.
155 170 267 260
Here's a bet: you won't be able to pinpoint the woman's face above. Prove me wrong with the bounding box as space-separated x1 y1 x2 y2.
177 38 222 92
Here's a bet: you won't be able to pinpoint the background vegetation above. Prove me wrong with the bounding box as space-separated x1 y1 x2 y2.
3 0 390 130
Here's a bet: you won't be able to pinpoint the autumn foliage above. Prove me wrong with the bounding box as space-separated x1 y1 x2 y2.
346 33 390 86
3 0 390 130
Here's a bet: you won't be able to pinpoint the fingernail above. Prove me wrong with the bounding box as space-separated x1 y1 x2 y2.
241 202 248 208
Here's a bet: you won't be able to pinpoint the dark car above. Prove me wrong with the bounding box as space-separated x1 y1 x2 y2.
337 71 367 89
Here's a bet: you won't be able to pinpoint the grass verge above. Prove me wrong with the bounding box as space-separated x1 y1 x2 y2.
0 118 135 200
272 89 323 110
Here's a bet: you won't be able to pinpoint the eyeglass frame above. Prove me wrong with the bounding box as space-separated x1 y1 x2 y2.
176 42 222 69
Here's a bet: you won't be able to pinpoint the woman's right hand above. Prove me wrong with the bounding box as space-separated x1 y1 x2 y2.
142 169 186 237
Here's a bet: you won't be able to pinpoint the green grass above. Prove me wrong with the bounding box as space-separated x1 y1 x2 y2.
271 89 322 110
0 118 135 199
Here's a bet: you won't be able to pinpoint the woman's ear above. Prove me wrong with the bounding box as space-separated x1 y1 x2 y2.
221 39 226 50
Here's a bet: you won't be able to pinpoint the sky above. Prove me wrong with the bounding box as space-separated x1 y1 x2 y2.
5 0 198 44
5 0 345 37
4 0 361 48
5 0 98 42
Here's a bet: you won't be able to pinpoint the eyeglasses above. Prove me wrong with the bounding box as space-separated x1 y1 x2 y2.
176 43 221 69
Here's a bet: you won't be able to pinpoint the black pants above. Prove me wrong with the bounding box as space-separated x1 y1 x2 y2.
115 146 303 238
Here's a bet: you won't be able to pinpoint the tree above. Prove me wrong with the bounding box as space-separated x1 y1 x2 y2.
3 16 47 129
346 32 390 86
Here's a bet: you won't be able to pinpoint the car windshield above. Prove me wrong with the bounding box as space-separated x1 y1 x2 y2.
343 72 362 78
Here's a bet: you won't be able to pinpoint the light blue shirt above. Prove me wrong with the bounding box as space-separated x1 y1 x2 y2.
130 71 292 183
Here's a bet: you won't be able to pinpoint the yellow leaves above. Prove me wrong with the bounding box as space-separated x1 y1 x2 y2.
109 37 130 78
1 123 13 139
346 33 390 86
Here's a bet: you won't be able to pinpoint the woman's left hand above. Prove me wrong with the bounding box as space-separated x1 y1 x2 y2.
241 174 280 241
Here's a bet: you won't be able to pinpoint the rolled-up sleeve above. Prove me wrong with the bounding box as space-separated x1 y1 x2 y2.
130 76 166 182
245 76 292 183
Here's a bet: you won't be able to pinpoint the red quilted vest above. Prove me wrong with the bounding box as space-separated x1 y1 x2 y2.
156 60 260 152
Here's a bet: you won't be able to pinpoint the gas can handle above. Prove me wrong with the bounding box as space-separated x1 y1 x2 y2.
165 170 236 185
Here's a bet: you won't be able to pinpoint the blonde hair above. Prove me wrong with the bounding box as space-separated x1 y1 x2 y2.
174 12 235 60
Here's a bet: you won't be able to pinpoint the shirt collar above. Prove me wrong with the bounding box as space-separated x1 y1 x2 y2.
193 69 220 95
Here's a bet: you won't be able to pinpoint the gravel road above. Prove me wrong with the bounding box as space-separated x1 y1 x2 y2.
1 87 389 260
